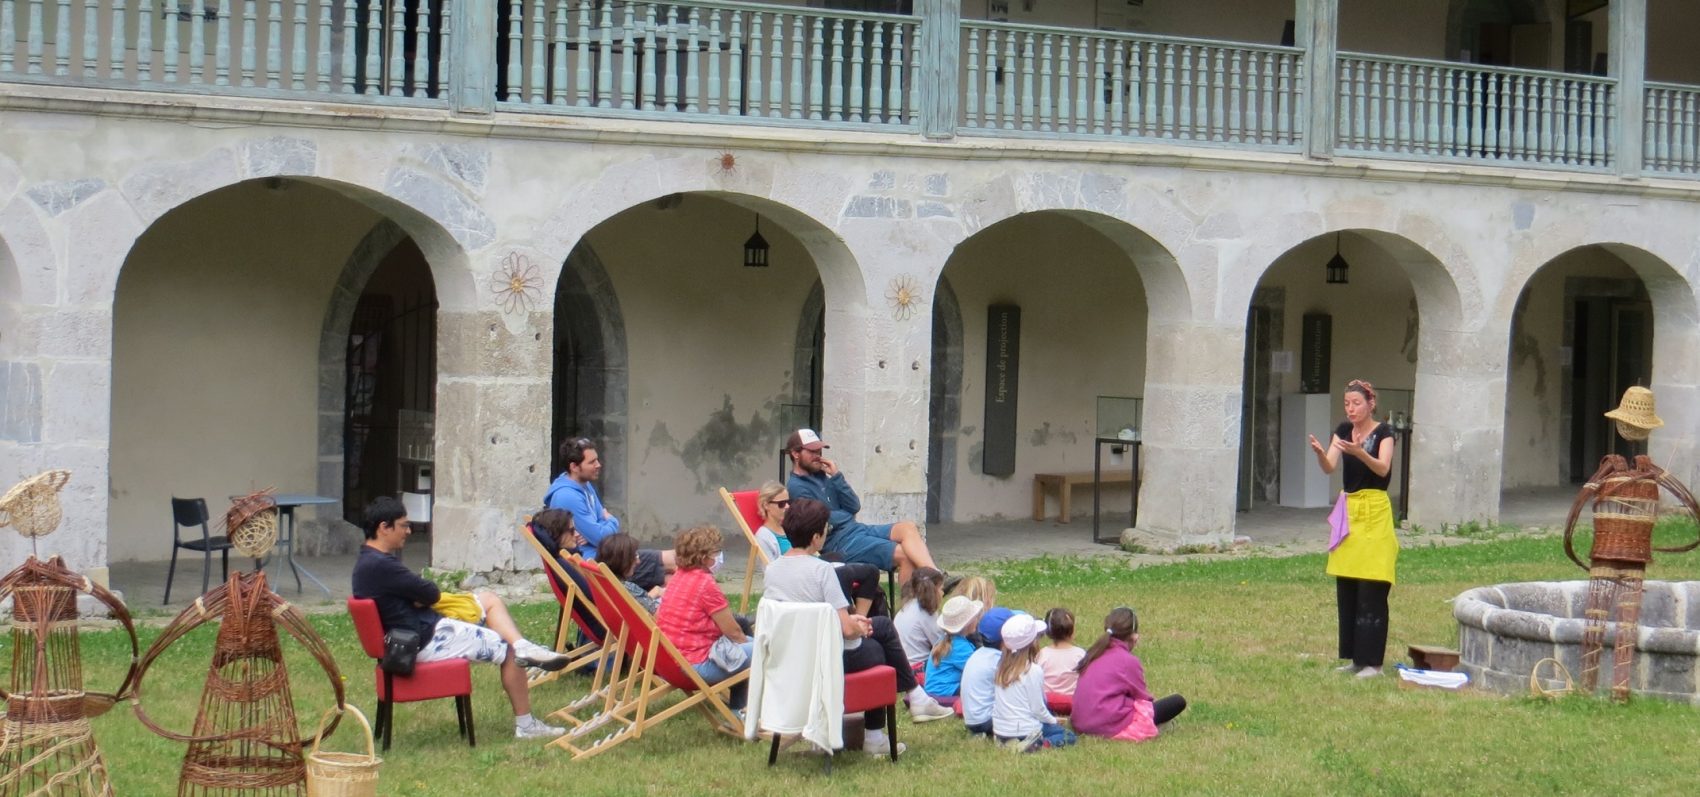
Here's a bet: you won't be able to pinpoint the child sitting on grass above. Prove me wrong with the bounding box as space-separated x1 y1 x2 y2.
1071 607 1187 742
923 594 984 706
991 614 1077 753
894 567 947 676
959 608 1016 737
1035 607 1086 715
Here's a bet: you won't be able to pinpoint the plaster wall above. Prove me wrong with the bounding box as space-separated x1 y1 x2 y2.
942 212 1146 522
108 182 380 562
579 197 822 543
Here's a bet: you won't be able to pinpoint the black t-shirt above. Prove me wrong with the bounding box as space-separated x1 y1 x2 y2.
1336 421 1395 493
350 544 442 638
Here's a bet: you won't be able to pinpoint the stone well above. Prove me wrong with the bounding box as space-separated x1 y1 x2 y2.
1454 581 1700 705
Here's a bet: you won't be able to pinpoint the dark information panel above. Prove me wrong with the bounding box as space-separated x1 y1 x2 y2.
1301 313 1332 394
983 304 1021 476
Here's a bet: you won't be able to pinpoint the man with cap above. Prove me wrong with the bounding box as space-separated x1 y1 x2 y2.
784 428 940 586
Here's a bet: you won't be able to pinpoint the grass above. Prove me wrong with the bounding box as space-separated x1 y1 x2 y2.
36 526 1700 796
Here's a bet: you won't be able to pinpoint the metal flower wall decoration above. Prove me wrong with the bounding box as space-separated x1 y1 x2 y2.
886 275 922 321
491 252 543 314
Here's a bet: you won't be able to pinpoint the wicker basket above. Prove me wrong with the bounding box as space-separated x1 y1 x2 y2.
1591 474 1659 564
306 705 381 797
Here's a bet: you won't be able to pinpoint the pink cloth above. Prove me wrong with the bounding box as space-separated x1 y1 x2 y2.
1036 645 1086 695
654 568 729 665
1108 699 1158 742
1327 492 1350 552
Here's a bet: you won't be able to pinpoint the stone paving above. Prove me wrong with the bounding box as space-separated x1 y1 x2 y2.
96 487 1580 618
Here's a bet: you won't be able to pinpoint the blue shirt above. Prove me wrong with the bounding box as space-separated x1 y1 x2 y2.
923 635 976 698
544 474 620 559
959 647 1003 725
787 470 866 535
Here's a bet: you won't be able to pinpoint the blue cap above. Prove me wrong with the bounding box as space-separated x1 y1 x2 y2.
977 607 1017 646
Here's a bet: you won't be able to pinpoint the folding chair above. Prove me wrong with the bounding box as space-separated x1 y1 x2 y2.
519 525 609 695
718 487 770 613
549 557 748 761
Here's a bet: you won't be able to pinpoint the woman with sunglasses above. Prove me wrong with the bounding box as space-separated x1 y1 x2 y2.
754 481 889 618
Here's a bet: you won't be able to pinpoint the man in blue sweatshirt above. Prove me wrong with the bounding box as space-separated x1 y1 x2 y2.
783 428 939 586
543 436 674 590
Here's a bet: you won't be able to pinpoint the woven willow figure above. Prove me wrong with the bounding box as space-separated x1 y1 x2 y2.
0 556 139 797
1562 388 1700 701
133 570 345 796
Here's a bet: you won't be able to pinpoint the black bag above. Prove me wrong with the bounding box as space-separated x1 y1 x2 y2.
380 627 424 676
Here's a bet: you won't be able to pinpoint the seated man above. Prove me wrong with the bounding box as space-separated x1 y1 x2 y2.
544 437 676 591
783 428 938 585
351 496 571 740
763 498 955 757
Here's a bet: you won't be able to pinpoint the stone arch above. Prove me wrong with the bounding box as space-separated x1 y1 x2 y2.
789 280 826 428
551 241 630 507
926 276 963 524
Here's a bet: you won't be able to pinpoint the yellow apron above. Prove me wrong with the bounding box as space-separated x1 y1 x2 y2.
1325 489 1399 584
432 592 484 624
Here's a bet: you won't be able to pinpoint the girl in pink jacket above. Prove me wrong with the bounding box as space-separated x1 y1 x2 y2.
1070 607 1187 741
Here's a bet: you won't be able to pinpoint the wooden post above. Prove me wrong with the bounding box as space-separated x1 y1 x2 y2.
1609 0 1646 177
917 0 959 139
1298 0 1337 159
452 0 498 114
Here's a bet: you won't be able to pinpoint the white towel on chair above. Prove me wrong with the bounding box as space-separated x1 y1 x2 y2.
744 601 843 753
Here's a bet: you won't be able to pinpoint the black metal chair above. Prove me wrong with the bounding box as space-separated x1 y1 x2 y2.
165 497 234 604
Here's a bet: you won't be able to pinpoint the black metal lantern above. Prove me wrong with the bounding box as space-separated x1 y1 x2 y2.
743 216 770 268
1325 232 1349 284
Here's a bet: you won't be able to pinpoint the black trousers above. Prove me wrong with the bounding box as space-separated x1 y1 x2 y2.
834 563 890 618
1152 694 1187 726
1336 576 1392 667
842 616 915 731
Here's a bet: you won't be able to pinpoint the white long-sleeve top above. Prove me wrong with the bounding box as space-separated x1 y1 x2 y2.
991 662 1055 739
744 601 843 753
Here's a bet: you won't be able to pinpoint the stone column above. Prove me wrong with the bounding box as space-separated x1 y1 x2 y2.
429 307 554 573
917 0 961 141
1135 321 1246 546
1407 327 1507 527
1298 0 1338 160
1649 286 1700 498
1609 0 1647 177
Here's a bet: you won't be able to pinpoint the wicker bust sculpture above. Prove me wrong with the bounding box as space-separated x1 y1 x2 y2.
1561 387 1700 700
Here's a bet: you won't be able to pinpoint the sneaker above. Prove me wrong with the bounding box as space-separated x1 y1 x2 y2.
1334 663 1359 673
863 736 907 757
513 640 572 672
515 717 566 740
1355 666 1383 679
908 697 955 723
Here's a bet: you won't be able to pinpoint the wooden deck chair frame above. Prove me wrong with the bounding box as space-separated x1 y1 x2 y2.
718 487 771 613
519 526 613 701
550 557 748 761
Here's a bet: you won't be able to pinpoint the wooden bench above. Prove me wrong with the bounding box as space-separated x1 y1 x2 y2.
1032 470 1135 524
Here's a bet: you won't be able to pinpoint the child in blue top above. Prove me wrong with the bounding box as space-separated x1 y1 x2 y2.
923 595 984 705
960 607 1016 736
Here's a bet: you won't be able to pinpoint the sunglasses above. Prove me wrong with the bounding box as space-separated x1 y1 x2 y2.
771 499 791 509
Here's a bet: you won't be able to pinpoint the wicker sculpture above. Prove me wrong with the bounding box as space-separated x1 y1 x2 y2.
133 569 345 796
0 469 141 797
1561 388 1700 701
0 557 140 797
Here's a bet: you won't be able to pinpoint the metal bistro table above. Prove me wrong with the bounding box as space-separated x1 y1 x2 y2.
234 493 336 596
1092 437 1140 546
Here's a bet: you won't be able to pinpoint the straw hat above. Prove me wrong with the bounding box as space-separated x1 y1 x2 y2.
937 595 985 634
0 469 71 538
1604 386 1663 442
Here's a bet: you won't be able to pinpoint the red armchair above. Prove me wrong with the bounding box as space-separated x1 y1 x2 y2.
347 597 476 750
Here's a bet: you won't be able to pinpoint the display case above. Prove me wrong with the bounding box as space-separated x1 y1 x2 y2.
1095 396 1143 441
1092 396 1143 544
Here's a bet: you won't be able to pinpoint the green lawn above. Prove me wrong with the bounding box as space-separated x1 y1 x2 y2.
50 530 1700 795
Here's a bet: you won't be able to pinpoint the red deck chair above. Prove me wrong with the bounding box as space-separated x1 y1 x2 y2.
520 526 614 707
549 557 748 761
347 597 475 751
718 487 769 613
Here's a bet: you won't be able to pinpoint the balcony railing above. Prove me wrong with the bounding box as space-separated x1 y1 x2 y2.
3 0 1697 181
0 0 449 100
1337 53 1614 170
495 0 918 128
959 21 1303 149
1645 81 1700 175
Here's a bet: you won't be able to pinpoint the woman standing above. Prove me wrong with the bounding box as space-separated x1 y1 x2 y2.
1307 379 1399 678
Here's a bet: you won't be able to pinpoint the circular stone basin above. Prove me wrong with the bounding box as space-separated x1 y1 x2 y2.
1454 581 1700 704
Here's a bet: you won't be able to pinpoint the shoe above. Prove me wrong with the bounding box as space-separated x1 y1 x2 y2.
1355 666 1382 679
1334 663 1359 673
863 736 906 757
941 572 965 594
909 697 955 723
513 640 572 672
515 718 566 740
